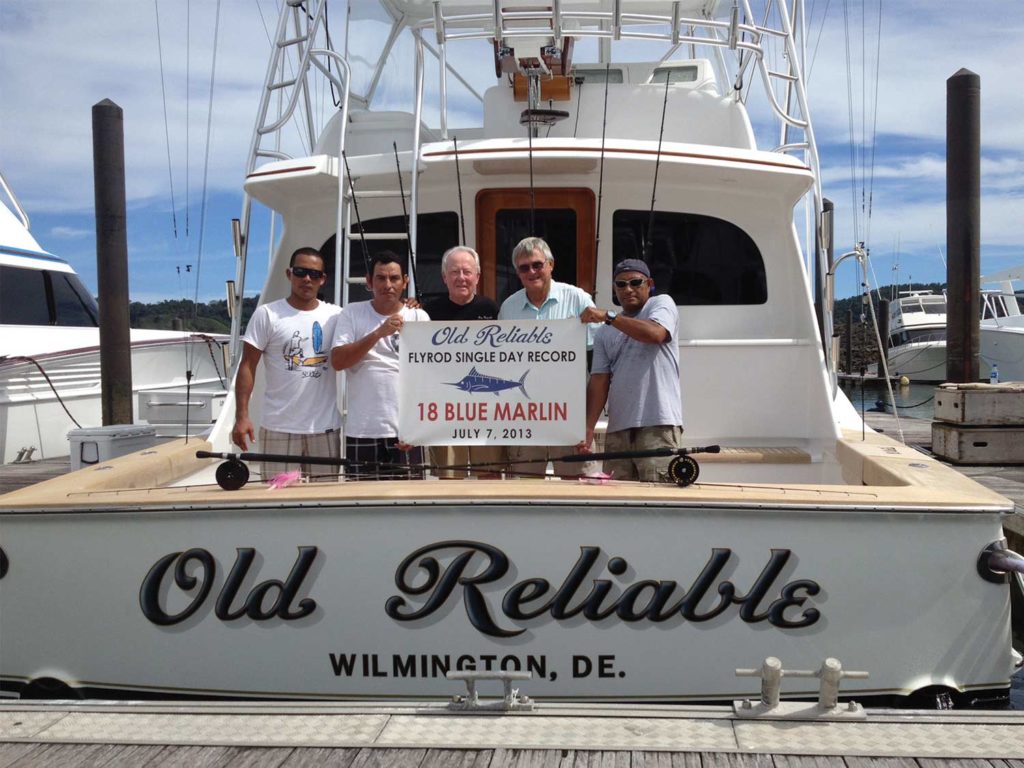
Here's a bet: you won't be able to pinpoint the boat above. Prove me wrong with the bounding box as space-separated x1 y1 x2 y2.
0 175 229 464
885 291 948 382
884 271 1024 384
981 266 1024 382
1 0 1020 707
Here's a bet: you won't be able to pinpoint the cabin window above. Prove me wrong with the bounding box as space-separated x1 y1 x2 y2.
50 272 99 326
319 212 460 306
0 265 50 325
650 65 700 84
611 210 767 305
574 67 625 84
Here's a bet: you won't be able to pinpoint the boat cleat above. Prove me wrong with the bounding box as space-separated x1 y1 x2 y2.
446 670 535 712
734 656 869 720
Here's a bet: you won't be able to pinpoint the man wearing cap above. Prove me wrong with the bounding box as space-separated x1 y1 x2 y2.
578 258 683 481
499 236 599 477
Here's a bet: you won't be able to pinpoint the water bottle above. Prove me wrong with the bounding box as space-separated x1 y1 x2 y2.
989 364 999 385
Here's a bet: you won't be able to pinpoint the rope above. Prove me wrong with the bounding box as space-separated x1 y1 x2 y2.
880 394 935 410
153 0 179 239
185 0 191 237
5 357 83 429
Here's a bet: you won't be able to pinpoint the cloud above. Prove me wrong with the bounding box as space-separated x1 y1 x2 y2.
2 0 1022 302
49 226 92 239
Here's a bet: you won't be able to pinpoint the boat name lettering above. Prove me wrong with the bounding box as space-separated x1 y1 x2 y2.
139 546 319 626
385 541 821 638
431 324 554 347
0 547 7 580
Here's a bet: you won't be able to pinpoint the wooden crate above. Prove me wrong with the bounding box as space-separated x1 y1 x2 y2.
933 386 1024 425
931 422 1024 464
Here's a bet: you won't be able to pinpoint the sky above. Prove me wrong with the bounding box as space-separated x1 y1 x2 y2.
0 0 1021 305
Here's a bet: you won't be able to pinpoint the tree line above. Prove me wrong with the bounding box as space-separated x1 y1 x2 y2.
129 297 260 334
128 283 944 374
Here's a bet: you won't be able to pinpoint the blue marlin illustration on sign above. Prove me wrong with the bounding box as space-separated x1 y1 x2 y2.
447 367 530 398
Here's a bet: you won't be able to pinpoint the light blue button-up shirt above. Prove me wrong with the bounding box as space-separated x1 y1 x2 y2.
498 280 599 348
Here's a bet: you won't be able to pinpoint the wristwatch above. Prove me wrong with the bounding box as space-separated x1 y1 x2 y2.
604 310 618 325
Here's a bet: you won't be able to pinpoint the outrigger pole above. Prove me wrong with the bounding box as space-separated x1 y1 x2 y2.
197 445 721 491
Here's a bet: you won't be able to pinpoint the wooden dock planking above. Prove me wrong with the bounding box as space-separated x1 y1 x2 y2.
3 744 1023 767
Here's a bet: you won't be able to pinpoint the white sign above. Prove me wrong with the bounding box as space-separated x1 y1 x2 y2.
398 319 586 445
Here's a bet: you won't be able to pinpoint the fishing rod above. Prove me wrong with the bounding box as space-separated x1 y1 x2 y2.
643 70 673 263
453 135 467 244
465 444 721 487
594 63 611 275
392 141 419 296
342 150 371 279
527 103 536 233
198 445 720 490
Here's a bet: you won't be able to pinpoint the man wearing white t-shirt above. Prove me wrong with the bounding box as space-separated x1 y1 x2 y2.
232 247 342 482
331 251 429 479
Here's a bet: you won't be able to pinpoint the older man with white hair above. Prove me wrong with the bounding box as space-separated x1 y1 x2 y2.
424 245 502 477
498 236 598 478
423 245 498 321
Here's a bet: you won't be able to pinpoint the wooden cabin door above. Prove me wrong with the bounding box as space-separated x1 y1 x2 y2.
475 188 596 305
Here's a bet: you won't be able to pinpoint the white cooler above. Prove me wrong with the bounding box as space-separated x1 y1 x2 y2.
68 425 158 471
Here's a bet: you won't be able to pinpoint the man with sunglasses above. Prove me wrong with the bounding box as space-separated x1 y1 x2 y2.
232 247 342 482
498 236 598 477
331 250 429 480
578 258 683 482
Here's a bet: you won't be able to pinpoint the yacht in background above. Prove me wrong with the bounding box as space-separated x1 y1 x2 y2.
884 270 1024 384
885 291 948 382
0 176 228 464
981 266 1024 382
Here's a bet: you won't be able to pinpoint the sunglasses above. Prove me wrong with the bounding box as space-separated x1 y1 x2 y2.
516 260 548 274
290 266 324 280
614 277 647 289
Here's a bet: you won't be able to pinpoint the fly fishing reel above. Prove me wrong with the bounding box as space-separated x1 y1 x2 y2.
215 458 250 491
667 454 700 487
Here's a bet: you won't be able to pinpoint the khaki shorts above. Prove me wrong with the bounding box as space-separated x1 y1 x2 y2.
258 428 340 483
429 445 508 478
603 425 683 482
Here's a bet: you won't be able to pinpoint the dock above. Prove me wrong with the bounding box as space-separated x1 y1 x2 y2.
2 699 1024 765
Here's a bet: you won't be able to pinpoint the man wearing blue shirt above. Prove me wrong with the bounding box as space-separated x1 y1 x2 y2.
498 236 597 477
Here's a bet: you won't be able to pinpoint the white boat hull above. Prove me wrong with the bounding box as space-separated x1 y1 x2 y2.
981 324 1024 383
0 333 227 463
0 456 1014 703
888 342 947 383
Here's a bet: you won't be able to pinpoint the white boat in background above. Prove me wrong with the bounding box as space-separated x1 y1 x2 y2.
884 271 1024 384
1 0 1020 707
0 176 229 464
885 291 947 382
981 266 1024 382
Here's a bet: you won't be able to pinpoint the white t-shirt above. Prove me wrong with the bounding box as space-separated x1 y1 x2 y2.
242 298 342 433
332 301 430 438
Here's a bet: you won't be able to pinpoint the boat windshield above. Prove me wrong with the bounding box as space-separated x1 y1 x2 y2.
0 264 99 327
